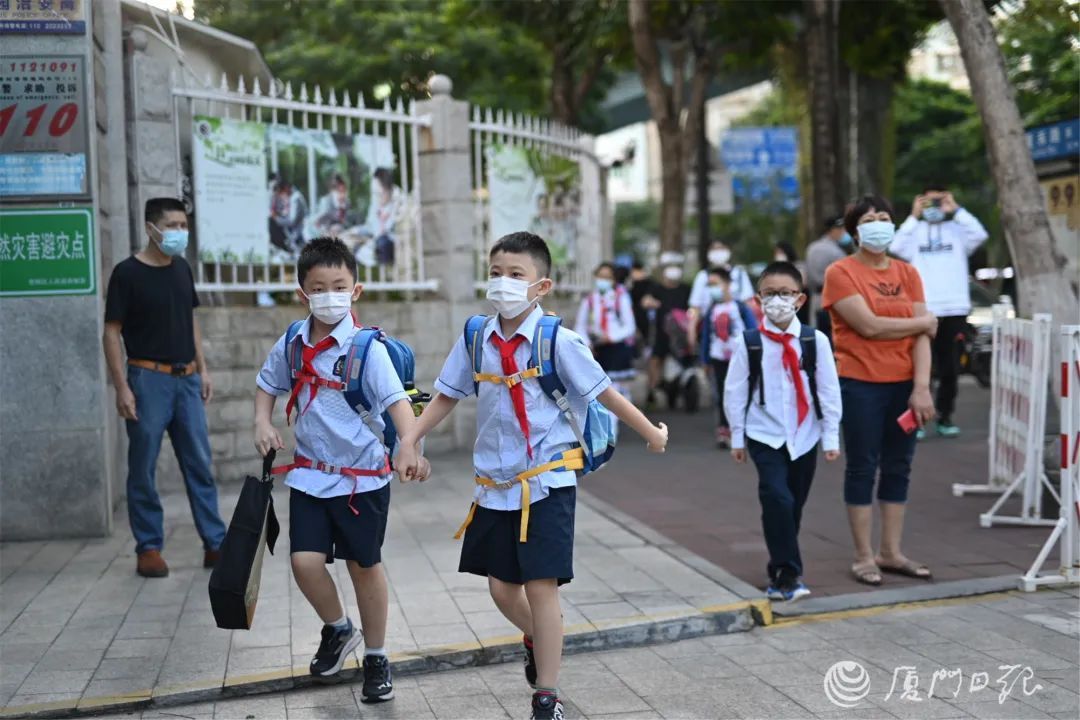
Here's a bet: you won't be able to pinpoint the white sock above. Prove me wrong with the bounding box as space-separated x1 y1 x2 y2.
329 616 350 631
364 646 386 657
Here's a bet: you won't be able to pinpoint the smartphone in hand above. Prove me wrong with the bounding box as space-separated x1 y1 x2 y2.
897 408 919 434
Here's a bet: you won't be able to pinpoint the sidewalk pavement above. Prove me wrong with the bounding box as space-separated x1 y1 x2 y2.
588 380 1059 599
0 451 756 718
77 585 1079 719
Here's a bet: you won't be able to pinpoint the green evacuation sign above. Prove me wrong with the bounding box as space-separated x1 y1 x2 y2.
0 206 95 296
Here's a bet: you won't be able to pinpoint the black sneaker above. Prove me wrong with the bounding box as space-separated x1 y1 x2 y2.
523 634 537 688
309 620 362 679
530 691 564 720
361 654 394 703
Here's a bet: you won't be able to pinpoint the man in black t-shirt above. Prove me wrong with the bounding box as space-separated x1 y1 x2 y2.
103 198 226 578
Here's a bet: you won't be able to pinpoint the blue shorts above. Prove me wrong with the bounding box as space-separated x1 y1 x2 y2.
289 485 389 567
459 486 576 586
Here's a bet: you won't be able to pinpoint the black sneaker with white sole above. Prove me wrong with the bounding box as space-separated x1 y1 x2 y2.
360 654 394 703
530 691 564 720
309 620 362 679
523 634 537 687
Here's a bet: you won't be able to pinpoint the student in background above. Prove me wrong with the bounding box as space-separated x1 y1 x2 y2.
700 267 757 448
575 263 637 408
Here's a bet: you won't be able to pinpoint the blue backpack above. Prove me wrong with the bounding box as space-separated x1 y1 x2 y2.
463 314 616 474
284 320 428 456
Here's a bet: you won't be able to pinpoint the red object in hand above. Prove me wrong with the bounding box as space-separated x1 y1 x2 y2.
897 408 919 434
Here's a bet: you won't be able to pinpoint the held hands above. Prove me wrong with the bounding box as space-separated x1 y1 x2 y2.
254 419 285 457
909 386 936 427
646 422 669 453
116 384 138 421
731 448 746 464
394 442 431 483
824 449 841 462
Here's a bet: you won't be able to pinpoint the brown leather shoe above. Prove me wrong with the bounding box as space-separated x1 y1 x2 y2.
203 549 221 568
136 550 169 578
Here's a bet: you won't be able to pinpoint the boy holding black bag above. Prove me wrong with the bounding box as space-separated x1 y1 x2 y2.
252 238 427 703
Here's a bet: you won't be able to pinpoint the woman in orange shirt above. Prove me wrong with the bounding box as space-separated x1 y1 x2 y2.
822 195 938 586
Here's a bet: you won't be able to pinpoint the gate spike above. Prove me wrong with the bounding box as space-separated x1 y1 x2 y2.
204 71 213 89
252 77 262 97
395 97 404 114
220 72 229 91
299 83 309 103
237 75 246 94
382 97 391 112
284 81 293 101
313 84 323 105
341 90 352 109
357 91 366 110
328 88 338 107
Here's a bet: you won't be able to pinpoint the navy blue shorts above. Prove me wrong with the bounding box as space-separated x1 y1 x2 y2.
459 486 576 586
289 485 390 567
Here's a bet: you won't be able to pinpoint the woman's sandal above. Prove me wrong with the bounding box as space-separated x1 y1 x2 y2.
851 561 883 586
877 557 933 580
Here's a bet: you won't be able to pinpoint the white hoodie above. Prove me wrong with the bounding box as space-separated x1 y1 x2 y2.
892 208 988 317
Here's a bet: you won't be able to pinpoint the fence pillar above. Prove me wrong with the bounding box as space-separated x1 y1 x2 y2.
416 76 479 447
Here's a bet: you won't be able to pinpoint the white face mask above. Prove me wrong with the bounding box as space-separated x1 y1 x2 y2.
487 276 542 319
662 266 683 282
303 290 353 325
763 295 798 325
708 249 731 266
857 220 895 254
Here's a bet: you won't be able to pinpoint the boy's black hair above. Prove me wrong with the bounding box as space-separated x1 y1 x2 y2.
614 265 630 286
757 261 804 291
922 181 948 193
631 258 645 271
844 194 895 237
594 261 616 276
489 231 551 278
707 265 732 283
145 197 186 225
822 214 844 232
297 236 357 287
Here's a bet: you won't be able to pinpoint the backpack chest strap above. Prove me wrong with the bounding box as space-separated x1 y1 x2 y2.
291 373 347 391
270 453 392 516
473 366 542 388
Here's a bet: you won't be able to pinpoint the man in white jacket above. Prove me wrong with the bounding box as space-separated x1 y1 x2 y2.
892 186 988 438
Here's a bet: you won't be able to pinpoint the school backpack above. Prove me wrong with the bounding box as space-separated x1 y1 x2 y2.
463 314 616 474
699 299 758 364
284 320 428 456
743 325 823 420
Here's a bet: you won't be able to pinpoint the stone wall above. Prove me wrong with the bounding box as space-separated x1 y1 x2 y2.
156 296 578 490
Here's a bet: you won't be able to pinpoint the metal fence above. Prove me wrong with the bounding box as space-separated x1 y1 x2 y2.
172 72 435 293
469 107 601 293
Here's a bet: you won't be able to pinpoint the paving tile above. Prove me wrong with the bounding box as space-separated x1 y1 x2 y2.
16 668 94 695
428 694 510 719
284 704 359 719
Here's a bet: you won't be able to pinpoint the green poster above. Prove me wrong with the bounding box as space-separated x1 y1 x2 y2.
0 206 95 296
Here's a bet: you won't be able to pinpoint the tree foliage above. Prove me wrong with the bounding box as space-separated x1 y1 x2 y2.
999 0 1080 126
195 0 624 132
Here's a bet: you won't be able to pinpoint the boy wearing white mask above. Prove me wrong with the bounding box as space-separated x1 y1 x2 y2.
574 262 637 407
253 237 424 701
104 197 228 579
724 262 842 602
400 232 668 720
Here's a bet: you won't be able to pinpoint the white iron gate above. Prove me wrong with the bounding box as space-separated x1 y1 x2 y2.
172 72 434 293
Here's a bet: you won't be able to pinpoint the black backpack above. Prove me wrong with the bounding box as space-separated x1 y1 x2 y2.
743 326 823 420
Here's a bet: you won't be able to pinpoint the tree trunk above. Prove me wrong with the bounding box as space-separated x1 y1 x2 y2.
943 0 1079 329
658 128 687 254
804 0 844 236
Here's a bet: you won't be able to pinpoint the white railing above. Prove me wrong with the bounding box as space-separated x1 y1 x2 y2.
469 107 601 294
954 307 1056 527
1021 324 1080 591
172 72 435 293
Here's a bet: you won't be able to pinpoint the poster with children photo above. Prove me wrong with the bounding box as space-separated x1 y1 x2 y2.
486 145 582 273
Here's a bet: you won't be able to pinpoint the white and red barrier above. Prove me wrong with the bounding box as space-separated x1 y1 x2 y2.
952 308 1056 527
1021 325 1080 591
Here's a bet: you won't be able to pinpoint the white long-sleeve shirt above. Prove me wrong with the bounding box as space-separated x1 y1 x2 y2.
891 209 988 317
574 287 636 346
723 316 842 460
689 265 753 312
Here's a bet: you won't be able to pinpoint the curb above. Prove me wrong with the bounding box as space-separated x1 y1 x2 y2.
770 574 1023 618
0 600 763 720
